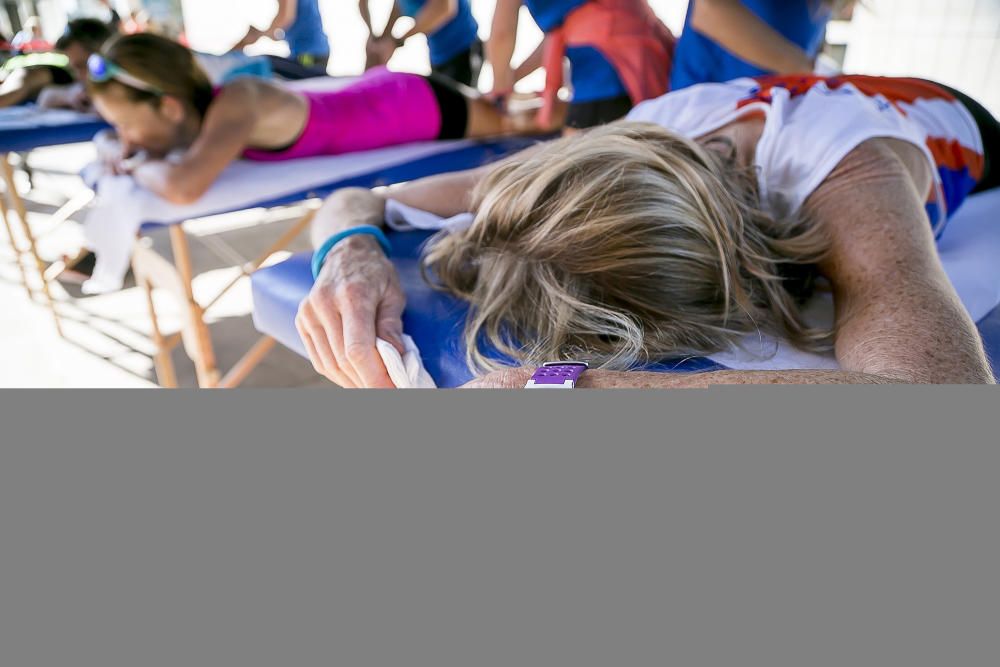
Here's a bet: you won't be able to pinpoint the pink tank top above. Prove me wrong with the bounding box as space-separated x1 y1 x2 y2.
242 67 444 162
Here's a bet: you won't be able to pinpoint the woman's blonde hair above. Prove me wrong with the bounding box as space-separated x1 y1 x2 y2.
423 122 834 374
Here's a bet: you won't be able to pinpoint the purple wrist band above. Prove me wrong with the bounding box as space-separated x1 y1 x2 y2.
524 362 589 388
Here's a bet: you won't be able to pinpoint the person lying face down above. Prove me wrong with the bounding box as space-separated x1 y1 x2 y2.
296 74 999 388
0 18 113 110
86 33 557 206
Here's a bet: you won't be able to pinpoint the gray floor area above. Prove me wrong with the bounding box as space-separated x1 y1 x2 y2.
0 143 333 388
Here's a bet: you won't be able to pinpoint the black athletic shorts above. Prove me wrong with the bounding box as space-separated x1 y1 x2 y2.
565 94 633 129
430 39 483 88
425 73 468 140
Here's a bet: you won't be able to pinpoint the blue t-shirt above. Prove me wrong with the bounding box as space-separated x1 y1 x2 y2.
524 0 627 102
399 0 479 65
670 0 830 90
285 0 330 58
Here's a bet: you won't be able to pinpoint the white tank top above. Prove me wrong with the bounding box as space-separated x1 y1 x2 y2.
626 75 985 238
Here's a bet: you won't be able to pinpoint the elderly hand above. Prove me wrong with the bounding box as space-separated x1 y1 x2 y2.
295 235 407 388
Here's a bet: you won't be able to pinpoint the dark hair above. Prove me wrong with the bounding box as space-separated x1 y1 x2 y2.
55 18 114 53
89 33 213 117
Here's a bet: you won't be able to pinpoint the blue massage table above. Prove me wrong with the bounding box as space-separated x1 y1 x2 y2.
252 235 1000 387
0 107 110 336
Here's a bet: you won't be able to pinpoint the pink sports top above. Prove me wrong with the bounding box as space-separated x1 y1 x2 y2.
240 67 445 161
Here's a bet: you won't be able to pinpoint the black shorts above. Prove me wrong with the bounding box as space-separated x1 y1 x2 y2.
425 73 468 140
933 81 1000 194
565 94 633 129
430 39 483 88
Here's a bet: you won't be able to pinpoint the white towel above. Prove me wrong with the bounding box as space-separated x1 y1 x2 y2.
383 189 1000 372
376 335 436 388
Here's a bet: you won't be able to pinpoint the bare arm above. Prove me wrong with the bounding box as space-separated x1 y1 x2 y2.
486 0 522 95
266 0 298 37
130 81 259 205
690 0 816 74
806 139 992 383
513 40 545 83
359 0 374 34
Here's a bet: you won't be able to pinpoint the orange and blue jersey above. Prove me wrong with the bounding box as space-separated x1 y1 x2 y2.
741 75 985 231
628 74 985 237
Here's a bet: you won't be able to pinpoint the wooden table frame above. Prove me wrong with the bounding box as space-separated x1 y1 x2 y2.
130 206 316 389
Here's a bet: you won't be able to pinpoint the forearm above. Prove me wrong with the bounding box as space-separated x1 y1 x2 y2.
692 0 814 74
581 369 903 388
471 367 906 389
131 160 186 203
380 4 403 39
402 0 457 40
513 41 544 82
359 0 373 34
486 0 521 79
310 188 389 247
266 0 298 36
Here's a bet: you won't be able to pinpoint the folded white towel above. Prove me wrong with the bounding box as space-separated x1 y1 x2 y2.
376 335 436 388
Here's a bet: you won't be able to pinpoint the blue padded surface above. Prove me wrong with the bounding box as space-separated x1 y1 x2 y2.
978 304 1000 381
252 230 726 388
0 117 109 152
255 233 1000 386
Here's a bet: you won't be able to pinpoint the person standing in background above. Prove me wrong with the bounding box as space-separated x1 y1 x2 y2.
233 0 331 75
670 0 852 90
486 0 674 132
361 1 482 87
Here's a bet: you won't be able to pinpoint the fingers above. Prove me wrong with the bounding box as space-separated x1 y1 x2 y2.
295 282 399 389
375 288 407 356
341 294 396 389
296 301 355 387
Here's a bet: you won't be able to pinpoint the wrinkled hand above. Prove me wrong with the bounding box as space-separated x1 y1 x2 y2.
295 236 407 388
461 367 535 389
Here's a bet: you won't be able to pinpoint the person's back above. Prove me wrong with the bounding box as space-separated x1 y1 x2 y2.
284 0 329 61
671 0 830 90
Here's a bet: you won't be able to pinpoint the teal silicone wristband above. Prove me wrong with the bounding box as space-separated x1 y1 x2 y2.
311 225 392 280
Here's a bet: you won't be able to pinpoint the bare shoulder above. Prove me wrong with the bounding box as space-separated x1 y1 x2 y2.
805 137 936 263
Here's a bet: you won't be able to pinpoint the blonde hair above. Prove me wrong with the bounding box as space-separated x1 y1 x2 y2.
423 122 834 374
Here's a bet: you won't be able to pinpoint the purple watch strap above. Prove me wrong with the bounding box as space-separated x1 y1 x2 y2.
524 362 589 388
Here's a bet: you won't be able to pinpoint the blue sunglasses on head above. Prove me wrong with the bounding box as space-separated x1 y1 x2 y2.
87 53 163 95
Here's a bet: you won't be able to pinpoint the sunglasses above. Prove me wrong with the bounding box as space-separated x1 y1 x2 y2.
87 54 163 95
